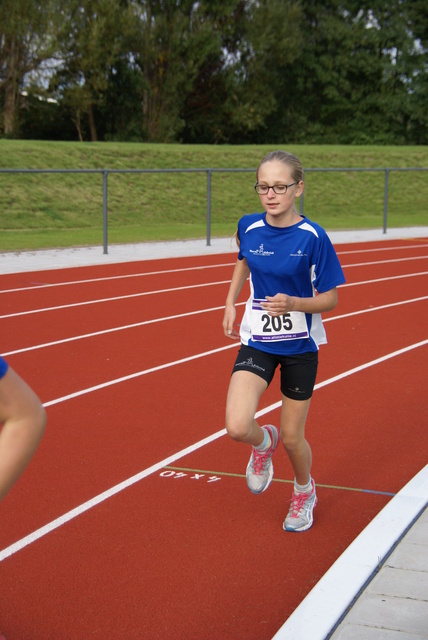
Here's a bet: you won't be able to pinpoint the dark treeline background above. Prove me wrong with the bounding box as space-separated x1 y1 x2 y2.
1 0 427 145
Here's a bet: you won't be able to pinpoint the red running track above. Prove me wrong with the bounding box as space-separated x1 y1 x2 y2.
0 238 427 639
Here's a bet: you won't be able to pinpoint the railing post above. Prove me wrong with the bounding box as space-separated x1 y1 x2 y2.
206 169 212 246
383 169 389 234
103 169 108 254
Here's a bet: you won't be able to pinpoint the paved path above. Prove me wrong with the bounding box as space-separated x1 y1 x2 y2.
273 467 428 640
1 226 427 274
330 505 428 639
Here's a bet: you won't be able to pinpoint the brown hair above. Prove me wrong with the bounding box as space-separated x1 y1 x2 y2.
233 151 304 246
256 150 304 184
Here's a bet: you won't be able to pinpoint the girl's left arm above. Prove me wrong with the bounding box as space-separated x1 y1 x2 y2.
262 288 338 316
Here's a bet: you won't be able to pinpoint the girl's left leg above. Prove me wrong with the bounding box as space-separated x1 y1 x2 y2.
280 395 312 485
280 395 317 531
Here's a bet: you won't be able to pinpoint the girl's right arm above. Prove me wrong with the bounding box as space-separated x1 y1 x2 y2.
223 258 250 339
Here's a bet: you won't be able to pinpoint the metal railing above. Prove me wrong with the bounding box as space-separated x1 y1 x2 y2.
299 167 428 240
0 166 426 254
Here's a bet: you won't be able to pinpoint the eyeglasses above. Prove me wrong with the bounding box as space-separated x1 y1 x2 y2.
254 181 298 195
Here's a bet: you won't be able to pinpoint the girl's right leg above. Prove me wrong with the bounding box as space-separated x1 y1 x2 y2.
225 370 278 494
225 370 267 446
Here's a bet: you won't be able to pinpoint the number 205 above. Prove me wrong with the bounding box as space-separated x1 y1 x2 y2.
261 313 293 333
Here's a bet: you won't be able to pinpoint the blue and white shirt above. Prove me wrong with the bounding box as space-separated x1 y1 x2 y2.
237 213 345 355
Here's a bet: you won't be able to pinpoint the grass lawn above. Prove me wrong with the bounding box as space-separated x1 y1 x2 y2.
0 140 427 251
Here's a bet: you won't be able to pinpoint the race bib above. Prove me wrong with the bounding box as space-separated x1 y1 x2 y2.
251 299 309 342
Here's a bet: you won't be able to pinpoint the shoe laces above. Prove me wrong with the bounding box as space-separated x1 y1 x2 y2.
251 447 271 474
288 491 310 517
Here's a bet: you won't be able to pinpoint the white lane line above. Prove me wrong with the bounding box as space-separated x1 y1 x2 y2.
43 343 239 408
0 429 228 563
1 339 426 564
3 293 427 357
336 243 428 256
2 304 237 356
1 244 425 294
0 262 235 295
0 279 231 319
323 295 428 323
343 255 428 268
340 271 428 287
1 269 427 323
253 340 428 416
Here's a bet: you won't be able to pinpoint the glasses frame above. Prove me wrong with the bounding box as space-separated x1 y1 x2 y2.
254 181 299 195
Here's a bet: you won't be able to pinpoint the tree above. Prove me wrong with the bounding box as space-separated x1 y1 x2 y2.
0 0 58 135
51 0 135 141
178 0 248 143
401 0 428 143
273 0 428 144
3 0 427 143
224 0 303 143
128 0 242 142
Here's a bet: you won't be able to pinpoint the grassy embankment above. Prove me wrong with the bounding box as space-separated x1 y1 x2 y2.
0 140 427 251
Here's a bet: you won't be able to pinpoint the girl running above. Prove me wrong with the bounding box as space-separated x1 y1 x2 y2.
223 150 345 531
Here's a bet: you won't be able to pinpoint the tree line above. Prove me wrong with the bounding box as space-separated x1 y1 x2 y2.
1 0 427 145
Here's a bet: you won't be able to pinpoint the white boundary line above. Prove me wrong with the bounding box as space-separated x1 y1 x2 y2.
1 339 426 565
0 279 231 319
343 255 428 268
336 243 428 256
4 292 427 357
271 464 428 640
0 429 227 563
0 245 426 294
0 262 235 295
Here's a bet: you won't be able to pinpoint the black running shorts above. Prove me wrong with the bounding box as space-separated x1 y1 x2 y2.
232 344 318 400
